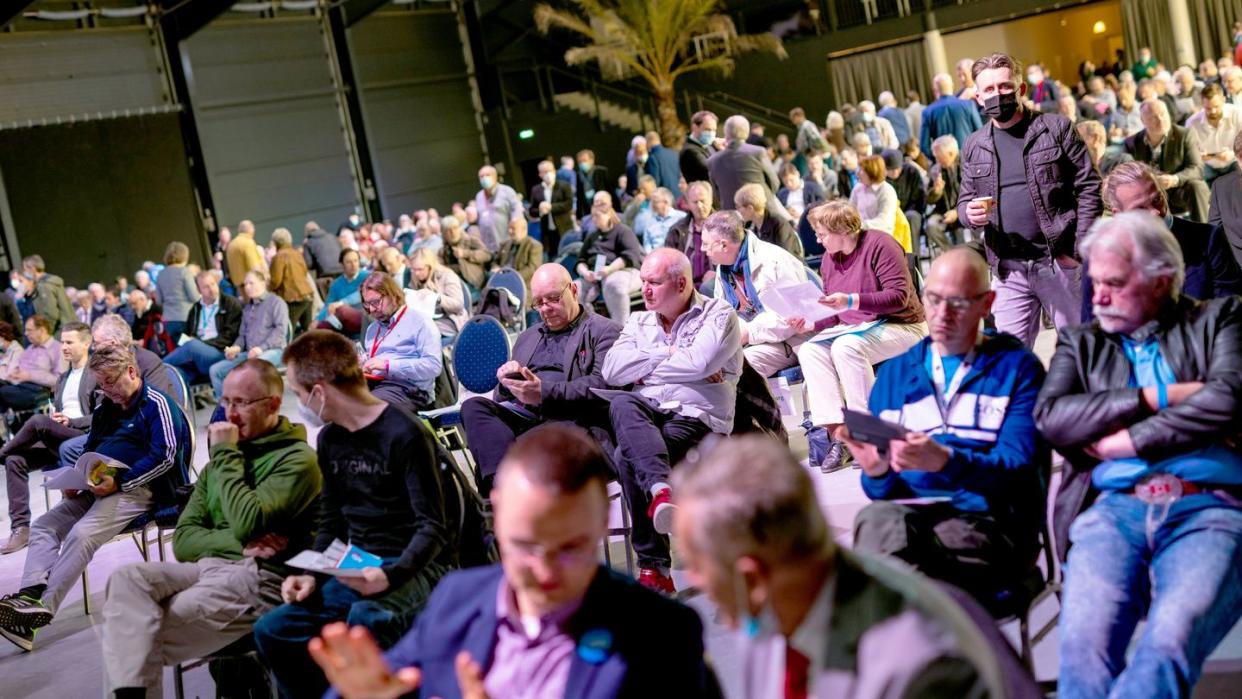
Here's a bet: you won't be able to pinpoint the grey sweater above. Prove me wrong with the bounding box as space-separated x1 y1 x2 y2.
155 265 200 323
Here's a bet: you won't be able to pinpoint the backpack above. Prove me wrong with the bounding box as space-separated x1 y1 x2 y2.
472 286 517 327
427 430 497 568
142 313 175 358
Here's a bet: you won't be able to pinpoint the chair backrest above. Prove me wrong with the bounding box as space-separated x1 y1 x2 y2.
162 363 196 480
451 316 511 394
487 267 527 308
796 209 825 259
557 231 583 256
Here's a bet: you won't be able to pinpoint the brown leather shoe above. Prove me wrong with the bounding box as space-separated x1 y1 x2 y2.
0 528 29 555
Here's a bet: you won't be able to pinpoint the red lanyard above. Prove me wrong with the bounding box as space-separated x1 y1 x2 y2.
369 306 408 358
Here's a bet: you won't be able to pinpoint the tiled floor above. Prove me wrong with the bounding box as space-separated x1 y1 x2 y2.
2 329 1240 697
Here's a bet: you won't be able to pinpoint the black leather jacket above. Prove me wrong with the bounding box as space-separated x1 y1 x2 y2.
957 111 1101 264
1034 295 1242 559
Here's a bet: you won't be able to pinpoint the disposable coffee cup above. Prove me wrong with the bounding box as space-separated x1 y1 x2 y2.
973 196 994 213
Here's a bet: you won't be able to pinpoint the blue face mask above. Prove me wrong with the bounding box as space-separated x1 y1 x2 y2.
479 176 494 190
579 162 590 172
697 130 716 146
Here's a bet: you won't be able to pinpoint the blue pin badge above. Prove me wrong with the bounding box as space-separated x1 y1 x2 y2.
576 629 613 665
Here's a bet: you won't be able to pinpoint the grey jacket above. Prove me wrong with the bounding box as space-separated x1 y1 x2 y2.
957 111 1101 263
239 293 290 352
494 306 621 422
155 265 200 323
740 550 1036 698
707 141 780 214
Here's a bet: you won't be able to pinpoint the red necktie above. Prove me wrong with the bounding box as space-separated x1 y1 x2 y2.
785 645 810 699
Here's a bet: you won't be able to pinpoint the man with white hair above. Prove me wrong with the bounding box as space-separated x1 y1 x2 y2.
955 57 977 100
926 135 963 251
920 72 983 158
1124 99 1210 221
878 90 913 145
706 114 784 219
1036 211 1242 698
633 187 687 250
858 100 899 150
1223 65 1242 107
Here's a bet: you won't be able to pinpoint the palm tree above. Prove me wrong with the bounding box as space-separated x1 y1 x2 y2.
534 0 787 145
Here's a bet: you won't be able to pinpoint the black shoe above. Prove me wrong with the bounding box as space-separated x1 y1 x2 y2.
0 621 35 652
0 593 53 630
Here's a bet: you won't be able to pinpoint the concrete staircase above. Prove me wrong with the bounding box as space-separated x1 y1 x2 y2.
552 91 646 132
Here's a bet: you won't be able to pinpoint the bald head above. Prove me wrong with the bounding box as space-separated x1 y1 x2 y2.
531 263 579 330
238 220 255 236
924 247 994 354
645 248 691 285
933 73 955 97
927 247 990 296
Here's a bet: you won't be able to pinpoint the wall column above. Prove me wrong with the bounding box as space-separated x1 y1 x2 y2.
923 13 949 79
1167 0 1196 69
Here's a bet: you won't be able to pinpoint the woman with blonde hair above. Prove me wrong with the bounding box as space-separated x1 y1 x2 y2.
409 247 470 339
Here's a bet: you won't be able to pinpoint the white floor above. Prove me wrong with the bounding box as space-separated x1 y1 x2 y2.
2 328 1241 697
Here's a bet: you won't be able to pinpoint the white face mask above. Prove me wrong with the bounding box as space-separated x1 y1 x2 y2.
295 386 326 428
542 171 556 185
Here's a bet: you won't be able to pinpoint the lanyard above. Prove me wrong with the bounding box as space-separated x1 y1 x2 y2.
199 303 219 333
929 343 977 424
369 306 407 358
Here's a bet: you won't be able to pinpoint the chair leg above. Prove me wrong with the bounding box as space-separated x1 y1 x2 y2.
620 493 635 578
173 662 185 699
1019 611 1034 674
81 572 91 615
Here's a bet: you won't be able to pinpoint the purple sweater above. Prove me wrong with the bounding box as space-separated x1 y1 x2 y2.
815 229 925 329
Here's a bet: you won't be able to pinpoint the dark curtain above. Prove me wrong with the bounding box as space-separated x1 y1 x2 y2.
1120 0 1177 70
1188 0 1241 65
0 114 206 287
829 40 930 108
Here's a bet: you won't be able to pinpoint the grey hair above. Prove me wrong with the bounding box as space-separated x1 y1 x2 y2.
651 187 675 205
931 134 959 154
271 227 293 248
92 313 135 347
1139 98 1169 121
702 210 746 244
1080 211 1184 298
723 115 749 142
671 434 832 567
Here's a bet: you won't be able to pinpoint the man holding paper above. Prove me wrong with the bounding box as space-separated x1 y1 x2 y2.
700 210 813 377
789 201 927 473
844 249 1047 613
101 359 321 697
0 345 190 652
253 330 455 699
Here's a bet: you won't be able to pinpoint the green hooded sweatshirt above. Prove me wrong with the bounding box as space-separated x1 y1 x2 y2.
172 417 321 563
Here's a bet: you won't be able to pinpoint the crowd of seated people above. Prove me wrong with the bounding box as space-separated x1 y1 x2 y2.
0 39 1239 699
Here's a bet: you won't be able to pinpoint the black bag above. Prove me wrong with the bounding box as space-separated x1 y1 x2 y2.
434 439 498 568
472 286 517 326
142 313 175 358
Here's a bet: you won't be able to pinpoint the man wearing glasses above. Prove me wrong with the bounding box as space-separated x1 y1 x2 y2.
843 248 1048 614
461 263 621 497
100 359 321 696
307 425 720 699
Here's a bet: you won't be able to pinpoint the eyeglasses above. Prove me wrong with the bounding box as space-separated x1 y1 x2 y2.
361 296 385 312
219 395 275 411
923 291 989 313
532 283 571 309
505 537 598 568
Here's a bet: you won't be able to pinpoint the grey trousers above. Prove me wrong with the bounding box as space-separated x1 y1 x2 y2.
103 556 281 697
21 487 153 613
991 258 1083 346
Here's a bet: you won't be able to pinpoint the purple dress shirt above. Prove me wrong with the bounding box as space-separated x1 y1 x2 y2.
483 578 585 699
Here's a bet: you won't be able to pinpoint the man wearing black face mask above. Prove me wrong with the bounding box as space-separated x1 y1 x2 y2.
958 52 1101 346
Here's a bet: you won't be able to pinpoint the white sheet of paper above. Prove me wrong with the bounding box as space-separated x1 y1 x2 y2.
757 281 839 324
42 452 130 490
889 496 955 506
285 539 373 578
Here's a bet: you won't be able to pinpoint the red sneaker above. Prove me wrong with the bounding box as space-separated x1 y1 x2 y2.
637 567 675 595
646 487 675 535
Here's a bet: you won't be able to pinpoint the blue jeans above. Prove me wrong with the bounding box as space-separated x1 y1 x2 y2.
164 338 225 385
1059 492 1242 699
58 433 88 470
208 349 283 398
252 562 446 699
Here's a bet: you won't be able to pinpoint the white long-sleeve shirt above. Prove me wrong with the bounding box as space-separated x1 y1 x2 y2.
850 181 899 236
1185 104 1242 169
600 294 742 433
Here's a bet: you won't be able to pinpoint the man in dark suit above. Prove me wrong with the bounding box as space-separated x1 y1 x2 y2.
1209 131 1242 263
575 149 613 219
1124 100 1211 222
680 111 719 196
163 271 243 385
707 114 785 219
0 322 93 555
645 131 681 192
527 159 575 258
461 263 620 497
1084 161 1242 321
309 425 720 699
